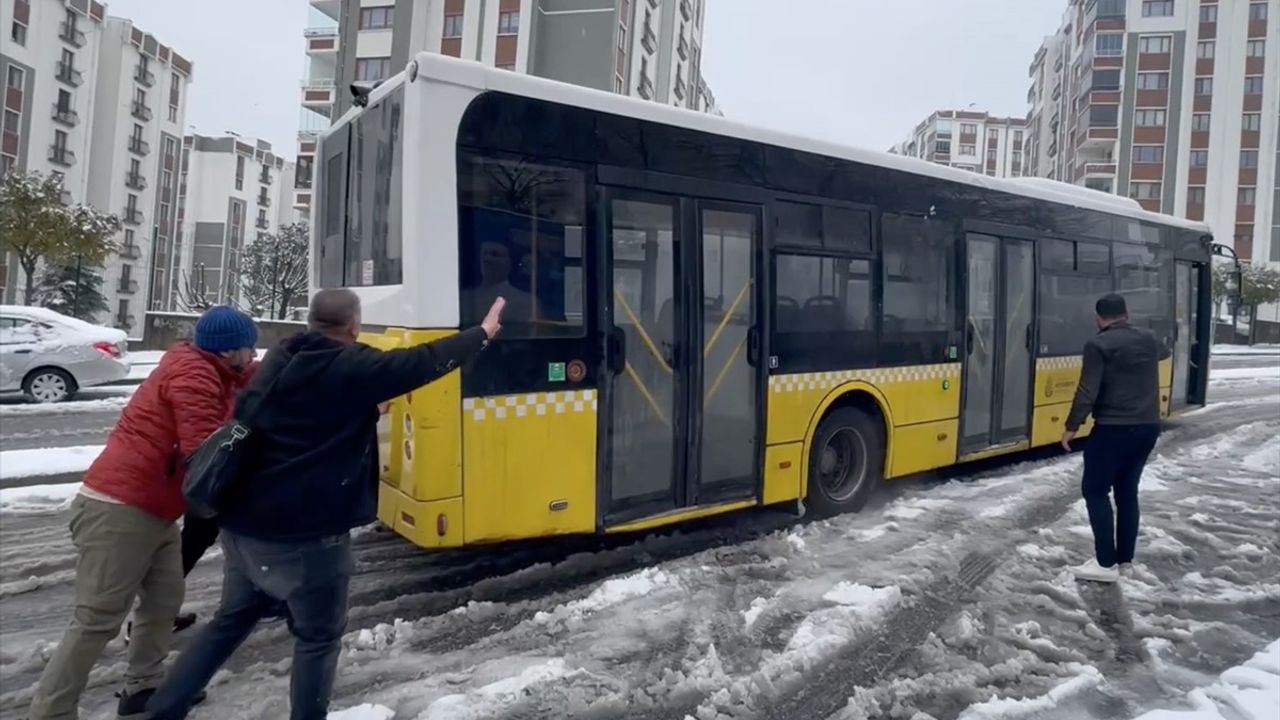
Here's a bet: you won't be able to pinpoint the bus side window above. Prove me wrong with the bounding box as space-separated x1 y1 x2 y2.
880 213 956 365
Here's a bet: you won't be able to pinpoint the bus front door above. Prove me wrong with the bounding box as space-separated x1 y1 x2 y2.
960 233 1035 456
600 188 763 524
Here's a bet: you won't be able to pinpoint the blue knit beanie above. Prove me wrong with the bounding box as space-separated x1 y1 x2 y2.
194 306 258 353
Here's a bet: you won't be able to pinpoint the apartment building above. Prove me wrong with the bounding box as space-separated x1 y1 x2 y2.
891 110 1030 178
293 0 715 217
1025 0 1278 268
174 135 298 310
1 0 192 337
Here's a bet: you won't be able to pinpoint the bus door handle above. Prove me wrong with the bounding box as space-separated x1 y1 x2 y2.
965 324 975 356
1025 324 1033 351
746 326 761 367
607 326 626 376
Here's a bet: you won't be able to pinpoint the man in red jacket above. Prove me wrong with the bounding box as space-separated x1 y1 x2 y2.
28 306 258 720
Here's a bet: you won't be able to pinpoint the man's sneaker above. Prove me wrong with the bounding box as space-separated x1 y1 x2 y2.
115 688 206 717
1071 558 1120 583
124 613 198 644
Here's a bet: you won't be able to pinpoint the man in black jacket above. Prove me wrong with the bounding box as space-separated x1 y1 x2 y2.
1061 293 1169 584
147 289 504 720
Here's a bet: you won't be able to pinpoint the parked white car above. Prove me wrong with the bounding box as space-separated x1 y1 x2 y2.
0 306 131 403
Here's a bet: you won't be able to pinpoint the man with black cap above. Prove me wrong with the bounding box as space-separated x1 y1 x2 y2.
29 305 259 719
1062 293 1169 584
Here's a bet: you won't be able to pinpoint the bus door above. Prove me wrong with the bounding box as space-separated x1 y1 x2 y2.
1172 261 1201 408
599 187 763 523
960 233 1035 455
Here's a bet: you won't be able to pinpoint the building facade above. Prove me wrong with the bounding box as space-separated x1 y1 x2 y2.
1025 0 1278 268
293 0 716 218
1 0 192 338
175 135 298 310
891 110 1030 178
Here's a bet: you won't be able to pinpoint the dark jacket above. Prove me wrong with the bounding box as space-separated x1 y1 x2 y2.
1066 321 1171 432
218 327 488 542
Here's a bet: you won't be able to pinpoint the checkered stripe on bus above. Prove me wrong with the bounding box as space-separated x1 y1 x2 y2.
463 390 597 421
1036 356 1083 371
768 364 958 394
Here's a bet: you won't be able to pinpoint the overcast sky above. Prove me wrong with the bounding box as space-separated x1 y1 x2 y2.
104 0 1063 157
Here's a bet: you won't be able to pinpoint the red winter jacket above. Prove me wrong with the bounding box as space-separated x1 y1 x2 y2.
83 343 255 521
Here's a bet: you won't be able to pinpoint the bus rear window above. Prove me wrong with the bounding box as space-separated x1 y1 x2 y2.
341 87 405 287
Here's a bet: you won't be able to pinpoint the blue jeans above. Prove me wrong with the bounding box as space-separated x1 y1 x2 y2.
147 531 352 720
1082 424 1160 568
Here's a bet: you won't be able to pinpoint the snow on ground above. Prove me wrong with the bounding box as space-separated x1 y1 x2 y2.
1210 344 1280 356
0 372 1276 719
0 445 102 482
1206 366 1280 381
1132 639 1280 720
0 396 130 416
0 482 80 513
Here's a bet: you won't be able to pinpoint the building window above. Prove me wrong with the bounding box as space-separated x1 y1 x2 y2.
1137 72 1169 90
1246 40 1265 58
443 13 463 38
1141 0 1173 17
958 143 975 155
959 123 977 136
2 109 18 134
1241 150 1258 168
11 20 26 46
359 7 393 30
1242 113 1261 132
235 155 245 190
1138 35 1172 54
355 57 391 82
1190 150 1208 167
618 23 627 51
1194 77 1213 95
7 65 24 90
496 63 515 71
1092 68 1122 90
498 11 520 35
1196 40 1214 59
1239 187 1256 206
614 74 624 93
1132 145 1164 163
1089 104 1119 127
1130 182 1161 200
1243 76 1264 94
1134 109 1166 127
1187 187 1205 205
1097 0 1126 17
935 140 952 156
1096 33 1123 56
1191 113 1210 131
1250 2 1269 21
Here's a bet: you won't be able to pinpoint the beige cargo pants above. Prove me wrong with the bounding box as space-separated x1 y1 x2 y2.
28 495 184 720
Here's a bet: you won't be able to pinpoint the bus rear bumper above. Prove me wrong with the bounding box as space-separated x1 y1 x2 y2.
377 483 465 549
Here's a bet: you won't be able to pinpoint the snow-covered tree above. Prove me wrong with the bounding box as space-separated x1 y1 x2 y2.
35 262 109 322
241 223 310 319
0 170 120 304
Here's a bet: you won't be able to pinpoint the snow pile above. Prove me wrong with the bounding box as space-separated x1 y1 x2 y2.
0 397 130 416
1210 366 1280 382
1211 344 1280 355
0 445 103 481
957 664 1102 719
419 659 582 719
532 567 675 627
0 482 81 513
1132 639 1280 720
328 704 395 720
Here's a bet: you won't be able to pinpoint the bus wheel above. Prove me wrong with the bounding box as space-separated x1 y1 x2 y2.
806 406 885 517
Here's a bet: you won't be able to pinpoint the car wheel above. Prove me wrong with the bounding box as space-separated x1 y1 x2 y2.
23 368 77 404
806 406 885 517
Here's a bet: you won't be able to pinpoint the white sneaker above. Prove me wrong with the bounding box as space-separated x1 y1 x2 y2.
1072 559 1119 583
1119 562 1135 578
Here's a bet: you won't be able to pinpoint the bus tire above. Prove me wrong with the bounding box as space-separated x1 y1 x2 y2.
806 406 885 517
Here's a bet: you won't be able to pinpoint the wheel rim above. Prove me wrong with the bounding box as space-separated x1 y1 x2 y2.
818 427 868 502
30 373 68 403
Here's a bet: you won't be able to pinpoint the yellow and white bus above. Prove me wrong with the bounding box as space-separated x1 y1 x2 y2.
313 54 1217 550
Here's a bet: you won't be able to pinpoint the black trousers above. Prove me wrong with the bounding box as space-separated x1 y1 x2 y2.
180 513 220 577
1081 423 1160 568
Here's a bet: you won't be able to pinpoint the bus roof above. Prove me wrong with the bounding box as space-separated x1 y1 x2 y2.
340 53 1212 236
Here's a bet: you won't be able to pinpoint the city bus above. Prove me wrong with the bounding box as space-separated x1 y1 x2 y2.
313 54 1218 550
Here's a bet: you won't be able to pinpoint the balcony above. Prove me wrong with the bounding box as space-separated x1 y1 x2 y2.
128 137 150 155
301 79 336 118
59 21 86 47
125 171 147 190
1082 162 1118 176
48 145 75 166
257 194 271 207
305 26 338 54
123 208 143 225
51 104 78 127
119 244 142 260
131 101 153 122
56 62 84 87
310 0 340 20
134 64 155 87
258 171 273 185
255 216 270 230
117 279 139 294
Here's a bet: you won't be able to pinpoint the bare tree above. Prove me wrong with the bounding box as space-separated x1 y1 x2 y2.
174 267 216 314
240 223 310 319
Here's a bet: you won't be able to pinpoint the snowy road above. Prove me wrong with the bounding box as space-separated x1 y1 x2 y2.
0 360 1276 719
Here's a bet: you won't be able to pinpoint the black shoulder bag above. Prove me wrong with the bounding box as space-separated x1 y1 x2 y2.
182 365 285 519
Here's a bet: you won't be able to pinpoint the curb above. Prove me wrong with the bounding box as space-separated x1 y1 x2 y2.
0 472 83 490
